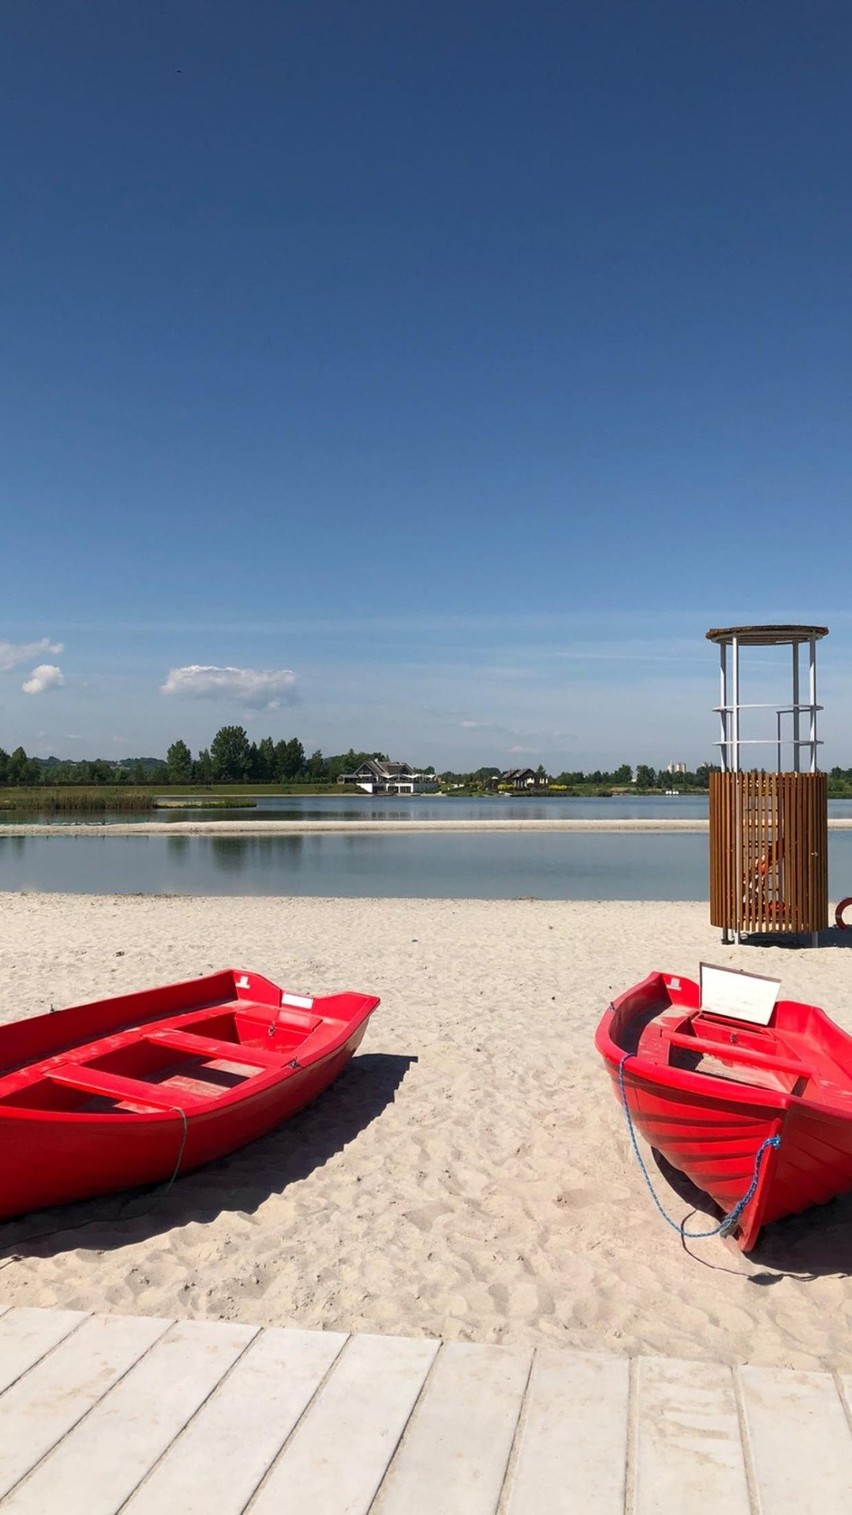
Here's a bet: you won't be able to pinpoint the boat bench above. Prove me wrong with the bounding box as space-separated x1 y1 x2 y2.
144 1028 288 1070
47 1064 206 1112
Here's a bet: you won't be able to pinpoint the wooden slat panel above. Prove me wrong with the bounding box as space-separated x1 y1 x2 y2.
0 1319 255 1515
248 1333 438 1515
0 1307 87 1396
506 1350 629 1515
0 1312 172 1503
123 1327 348 1515
633 1357 751 1514
709 772 827 934
378 1341 530 1515
739 1364 852 1512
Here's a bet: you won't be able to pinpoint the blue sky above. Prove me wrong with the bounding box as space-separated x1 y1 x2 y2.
2 2 851 771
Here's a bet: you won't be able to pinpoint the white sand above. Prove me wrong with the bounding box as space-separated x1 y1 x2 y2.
4 817 852 835
0 892 850 1371
2 818 851 837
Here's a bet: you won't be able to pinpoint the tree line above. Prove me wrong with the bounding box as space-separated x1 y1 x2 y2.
0 730 418 787
163 730 404 785
5 732 851 792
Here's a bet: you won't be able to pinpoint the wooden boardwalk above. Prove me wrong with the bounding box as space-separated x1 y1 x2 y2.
0 1307 849 1512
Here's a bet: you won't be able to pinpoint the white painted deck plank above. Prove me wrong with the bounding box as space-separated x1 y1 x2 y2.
504 1349 630 1515
249 1332 438 1515
377 1341 530 1515
739 1364 852 1515
0 1307 88 1395
0 1318 256 1515
634 1357 751 1514
0 1312 171 1502
124 1326 348 1515
1 1308 851 1515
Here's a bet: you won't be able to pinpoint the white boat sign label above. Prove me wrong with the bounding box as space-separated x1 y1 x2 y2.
700 962 781 1026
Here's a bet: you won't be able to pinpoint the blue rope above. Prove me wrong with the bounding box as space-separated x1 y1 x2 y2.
617 1054 781 1240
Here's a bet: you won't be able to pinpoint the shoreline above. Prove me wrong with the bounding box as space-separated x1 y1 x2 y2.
0 892 849 1370
1 815 851 837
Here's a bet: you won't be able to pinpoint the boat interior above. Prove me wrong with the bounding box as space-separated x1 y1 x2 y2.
616 984 852 1108
0 996 342 1117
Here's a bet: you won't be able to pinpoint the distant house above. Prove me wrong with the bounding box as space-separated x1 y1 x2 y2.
337 759 437 795
501 767 545 790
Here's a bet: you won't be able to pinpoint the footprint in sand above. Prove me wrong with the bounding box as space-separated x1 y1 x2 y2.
403 1201 454 1232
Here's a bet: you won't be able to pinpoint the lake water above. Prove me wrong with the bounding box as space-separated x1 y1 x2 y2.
3 795 852 900
0 793 716 825
3 828 852 901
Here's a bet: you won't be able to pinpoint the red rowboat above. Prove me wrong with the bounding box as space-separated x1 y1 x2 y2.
0 968 379 1219
595 969 852 1251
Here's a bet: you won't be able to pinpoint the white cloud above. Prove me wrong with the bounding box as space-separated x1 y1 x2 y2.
161 665 297 710
22 664 66 695
0 639 64 672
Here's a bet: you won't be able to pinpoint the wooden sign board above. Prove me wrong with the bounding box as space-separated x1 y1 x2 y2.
699 963 781 1026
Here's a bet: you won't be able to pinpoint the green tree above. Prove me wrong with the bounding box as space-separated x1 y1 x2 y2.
194 748 213 784
613 764 632 785
635 764 657 789
275 737 305 782
210 726 252 782
306 748 326 780
166 739 193 784
255 737 276 782
82 759 114 784
7 746 29 784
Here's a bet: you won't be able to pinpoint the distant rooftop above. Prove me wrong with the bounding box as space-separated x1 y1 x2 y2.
705 624 828 646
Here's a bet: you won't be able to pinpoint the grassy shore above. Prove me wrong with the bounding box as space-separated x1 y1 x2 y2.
0 784 336 813
0 787 156 813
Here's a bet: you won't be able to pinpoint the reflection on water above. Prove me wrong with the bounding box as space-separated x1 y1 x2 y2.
1 794 715 826
152 794 716 823
0 829 850 901
207 833 305 875
6 793 852 830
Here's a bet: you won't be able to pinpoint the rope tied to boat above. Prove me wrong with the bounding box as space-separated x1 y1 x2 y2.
162 1106 190 1194
617 1053 781 1241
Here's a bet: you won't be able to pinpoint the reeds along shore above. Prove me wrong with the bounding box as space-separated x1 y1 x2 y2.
0 786 155 813
1 892 850 1371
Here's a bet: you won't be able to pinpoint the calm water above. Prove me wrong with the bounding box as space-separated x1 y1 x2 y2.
9 795 852 827
2 829 852 900
0 793 716 825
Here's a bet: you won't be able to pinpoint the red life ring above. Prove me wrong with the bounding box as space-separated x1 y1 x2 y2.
835 898 852 929
755 838 784 879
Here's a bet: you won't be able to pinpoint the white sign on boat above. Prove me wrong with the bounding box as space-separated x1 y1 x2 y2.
281 992 315 1010
699 962 781 1026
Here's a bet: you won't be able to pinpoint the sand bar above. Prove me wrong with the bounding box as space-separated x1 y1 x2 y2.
0 893 850 1372
1 816 851 837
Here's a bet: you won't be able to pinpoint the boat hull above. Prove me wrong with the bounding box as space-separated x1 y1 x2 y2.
0 969 379 1220
596 973 852 1250
602 1057 783 1250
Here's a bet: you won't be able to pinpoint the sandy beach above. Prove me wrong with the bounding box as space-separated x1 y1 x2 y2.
0 892 850 1372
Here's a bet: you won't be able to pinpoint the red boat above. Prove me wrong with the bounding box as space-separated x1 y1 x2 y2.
0 968 379 1219
595 969 852 1251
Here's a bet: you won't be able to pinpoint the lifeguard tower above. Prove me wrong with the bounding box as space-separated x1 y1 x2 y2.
706 624 829 945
